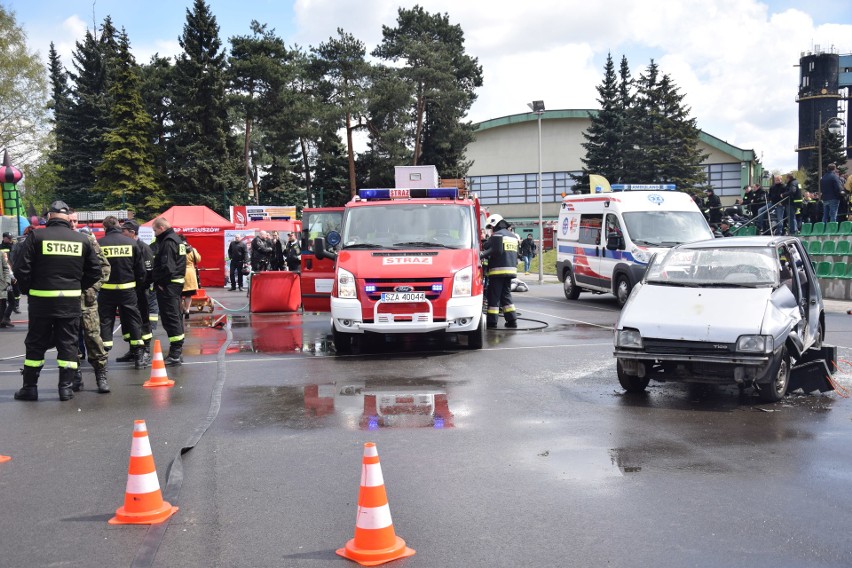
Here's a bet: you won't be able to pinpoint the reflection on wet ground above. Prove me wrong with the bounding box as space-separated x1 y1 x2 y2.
230 378 457 431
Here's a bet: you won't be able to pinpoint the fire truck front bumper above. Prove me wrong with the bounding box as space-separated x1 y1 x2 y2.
331 295 483 334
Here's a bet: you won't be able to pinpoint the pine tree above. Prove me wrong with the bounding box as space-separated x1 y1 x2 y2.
139 55 173 183
168 0 242 214
654 73 708 188
577 52 621 190
47 43 75 200
806 127 847 192
613 55 633 184
312 133 350 207
94 31 164 218
359 66 413 187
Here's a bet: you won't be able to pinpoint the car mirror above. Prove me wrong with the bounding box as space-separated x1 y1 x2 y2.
606 233 624 250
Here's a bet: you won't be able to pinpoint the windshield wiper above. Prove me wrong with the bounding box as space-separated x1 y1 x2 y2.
632 239 661 246
393 241 455 248
647 281 699 287
343 243 384 249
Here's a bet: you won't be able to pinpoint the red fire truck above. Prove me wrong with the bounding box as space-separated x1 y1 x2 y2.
314 186 486 352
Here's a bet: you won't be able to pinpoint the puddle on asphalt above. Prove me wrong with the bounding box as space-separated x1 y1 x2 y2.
537 448 625 480
231 379 457 431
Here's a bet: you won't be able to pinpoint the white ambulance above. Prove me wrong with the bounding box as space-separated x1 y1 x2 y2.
556 186 713 306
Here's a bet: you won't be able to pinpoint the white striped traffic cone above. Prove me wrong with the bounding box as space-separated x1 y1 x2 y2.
336 442 415 566
143 340 174 388
109 420 178 525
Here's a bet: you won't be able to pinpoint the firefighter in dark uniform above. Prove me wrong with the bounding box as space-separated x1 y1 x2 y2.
481 213 520 329
152 217 187 366
114 220 158 364
98 216 147 369
12 200 101 401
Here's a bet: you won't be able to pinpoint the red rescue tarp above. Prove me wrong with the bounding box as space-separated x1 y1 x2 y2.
143 206 235 288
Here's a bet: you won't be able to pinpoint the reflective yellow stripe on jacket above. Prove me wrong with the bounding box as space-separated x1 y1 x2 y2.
101 282 136 290
29 289 82 298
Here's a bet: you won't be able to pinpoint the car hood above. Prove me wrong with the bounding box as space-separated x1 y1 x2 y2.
336 248 474 278
618 284 795 343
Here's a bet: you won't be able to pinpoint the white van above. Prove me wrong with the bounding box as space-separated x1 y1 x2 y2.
556 188 713 306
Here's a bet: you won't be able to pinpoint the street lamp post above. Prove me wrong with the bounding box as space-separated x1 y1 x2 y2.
528 100 545 285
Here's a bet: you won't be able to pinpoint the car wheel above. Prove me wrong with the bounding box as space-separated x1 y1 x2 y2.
615 275 632 307
563 270 581 300
466 316 485 350
332 326 352 354
617 359 650 393
758 346 790 402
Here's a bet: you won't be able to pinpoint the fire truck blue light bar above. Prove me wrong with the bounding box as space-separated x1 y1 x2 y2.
358 188 458 199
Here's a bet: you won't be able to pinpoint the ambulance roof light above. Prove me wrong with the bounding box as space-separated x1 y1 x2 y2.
357 188 459 200
610 184 677 191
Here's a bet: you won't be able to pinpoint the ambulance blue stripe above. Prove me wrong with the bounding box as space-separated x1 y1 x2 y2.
557 244 645 265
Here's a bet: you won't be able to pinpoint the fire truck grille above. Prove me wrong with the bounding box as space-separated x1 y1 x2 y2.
364 278 444 301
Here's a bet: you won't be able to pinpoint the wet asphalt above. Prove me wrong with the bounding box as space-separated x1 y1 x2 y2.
1 282 852 567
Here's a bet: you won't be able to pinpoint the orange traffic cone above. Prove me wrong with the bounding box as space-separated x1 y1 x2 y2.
109 420 178 525
0 454 10 463
336 442 415 566
143 340 174 388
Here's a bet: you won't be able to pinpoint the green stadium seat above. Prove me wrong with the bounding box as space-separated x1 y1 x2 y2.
826 221 840 235
840 221 852 235
811 222 826 236
836 240 851 256
843 264 852 279
820 240 836 256
831 262 846 278
816 261 832 278
807 240 822 255
799 222 813 236
745 226 757 236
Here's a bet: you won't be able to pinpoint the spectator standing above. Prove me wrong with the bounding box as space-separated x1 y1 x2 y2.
285 232 301 273
519 234 537 275
250 230 273 272
766 176 786 233
0 231 20 317
12 201 101 401
227 234 247 291
783 174 802 234
270 231 285 271
820 163 844 223
0 249 11 327
704 188 722 224
181 237 202 319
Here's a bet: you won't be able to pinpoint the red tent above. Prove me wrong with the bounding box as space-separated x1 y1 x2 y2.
143 206 235 287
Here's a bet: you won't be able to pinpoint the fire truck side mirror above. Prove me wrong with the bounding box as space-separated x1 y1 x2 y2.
313 237 337 261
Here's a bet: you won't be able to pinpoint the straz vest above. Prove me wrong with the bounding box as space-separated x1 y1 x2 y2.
484 228 520 278
99 228 144 290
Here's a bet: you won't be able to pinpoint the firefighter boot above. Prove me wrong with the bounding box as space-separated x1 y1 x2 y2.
58 368 76 401
133 346 150 370
165 342 183 367
71 368 84 391
95 366 110 393
14 367 40 401
115 346 135 363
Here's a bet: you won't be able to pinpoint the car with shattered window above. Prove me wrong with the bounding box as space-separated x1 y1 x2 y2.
613 236 835 401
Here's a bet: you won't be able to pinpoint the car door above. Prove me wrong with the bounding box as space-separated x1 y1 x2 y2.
779 243 810 351
300 207 344 312
574 213 605 289
789 240 820 347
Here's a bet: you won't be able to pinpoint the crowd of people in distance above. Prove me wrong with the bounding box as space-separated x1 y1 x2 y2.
227 230 301 292
695 163 852 237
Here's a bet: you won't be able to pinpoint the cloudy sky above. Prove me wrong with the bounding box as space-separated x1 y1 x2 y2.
8 0 852 172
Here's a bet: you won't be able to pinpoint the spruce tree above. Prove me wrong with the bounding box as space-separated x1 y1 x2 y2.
614 55 633 184
168 0 242 213
47 43 76 200
94 31 164 218
577 52 621 190
806 127 847 192
654 73 708 188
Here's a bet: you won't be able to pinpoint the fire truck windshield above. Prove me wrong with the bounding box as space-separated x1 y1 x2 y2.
342 203 473 249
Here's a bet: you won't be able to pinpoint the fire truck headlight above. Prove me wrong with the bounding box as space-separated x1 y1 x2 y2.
453 265 473 297
337 268 357 299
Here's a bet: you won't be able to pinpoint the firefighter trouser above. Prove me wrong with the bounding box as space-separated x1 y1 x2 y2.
79 304 108 370
486 276 516 327
156 282 185 346
135 286 155 342
25 315 80 378
98 288 143 351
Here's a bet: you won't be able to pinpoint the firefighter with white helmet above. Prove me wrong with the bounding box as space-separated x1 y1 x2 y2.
481 213 520 329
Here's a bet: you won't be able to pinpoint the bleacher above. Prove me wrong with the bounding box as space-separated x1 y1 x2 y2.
798 221 852 300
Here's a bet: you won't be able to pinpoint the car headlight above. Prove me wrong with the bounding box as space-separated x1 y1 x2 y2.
337 268 357 299
453 265 473 297
736 334 773 353
616 328 643 349
631 247 651 264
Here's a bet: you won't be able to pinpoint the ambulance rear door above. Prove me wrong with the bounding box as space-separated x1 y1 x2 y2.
300 207 344 312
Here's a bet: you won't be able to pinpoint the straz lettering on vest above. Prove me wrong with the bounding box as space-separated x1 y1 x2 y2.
42 240 82 256
503 238 518 252
382 257 433 265
102 245 133 258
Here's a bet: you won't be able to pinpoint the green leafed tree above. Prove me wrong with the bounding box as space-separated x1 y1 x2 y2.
168 0 243 214
94 30 164 218
372 5 482 174
0 5 49 167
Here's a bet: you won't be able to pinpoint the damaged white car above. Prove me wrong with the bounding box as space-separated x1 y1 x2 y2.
613 236 832 401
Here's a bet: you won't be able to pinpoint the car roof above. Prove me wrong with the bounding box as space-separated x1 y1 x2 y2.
677 236 799 250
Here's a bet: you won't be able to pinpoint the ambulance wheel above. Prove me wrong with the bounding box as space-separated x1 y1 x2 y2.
466 317 485 350
333 327 353 354
617 359 649 393
615 275 632 307
563 270 580 300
